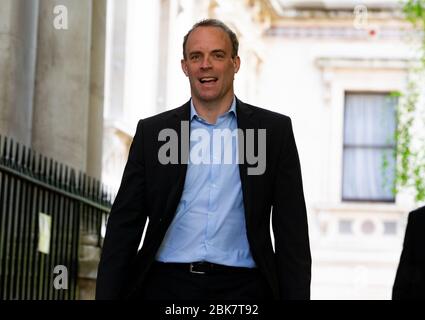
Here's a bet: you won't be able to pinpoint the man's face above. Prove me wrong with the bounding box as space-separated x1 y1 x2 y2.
181 26 240 105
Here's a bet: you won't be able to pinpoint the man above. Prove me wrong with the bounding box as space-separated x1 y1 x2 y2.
392 205 425 299
96 19 311 300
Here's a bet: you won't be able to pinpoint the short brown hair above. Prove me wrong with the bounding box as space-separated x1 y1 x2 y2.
182 19 239 59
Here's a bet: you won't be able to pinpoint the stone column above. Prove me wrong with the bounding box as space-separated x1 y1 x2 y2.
32 0 92 172
104 0 127 121
156 0 171 113
0 0 39 145
77 2 107 299
86 0 107 179
123 0 161 124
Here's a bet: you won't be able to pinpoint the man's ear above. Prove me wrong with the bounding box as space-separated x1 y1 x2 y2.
181 59 189 77
233 56 241 73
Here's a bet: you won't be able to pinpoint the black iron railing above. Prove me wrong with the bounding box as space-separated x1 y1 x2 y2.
0 135 113 300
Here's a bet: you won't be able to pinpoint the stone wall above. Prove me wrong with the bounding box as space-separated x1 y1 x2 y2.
78 233 101 300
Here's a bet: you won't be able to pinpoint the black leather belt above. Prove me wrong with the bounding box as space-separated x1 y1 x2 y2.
154 261 257 275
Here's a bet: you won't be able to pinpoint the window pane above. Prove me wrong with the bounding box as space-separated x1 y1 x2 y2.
344 93 396 146
342 147 395 201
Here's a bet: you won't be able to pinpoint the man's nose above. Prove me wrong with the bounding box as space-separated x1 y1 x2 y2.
200 56 212 69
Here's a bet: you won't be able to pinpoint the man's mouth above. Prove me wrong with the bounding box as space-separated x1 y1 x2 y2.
199 77 218 84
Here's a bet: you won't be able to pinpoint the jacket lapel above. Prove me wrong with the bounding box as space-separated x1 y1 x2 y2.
236 98 259 227
163 101 190 219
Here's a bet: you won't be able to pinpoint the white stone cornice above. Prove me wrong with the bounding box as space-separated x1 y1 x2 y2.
315 57 412 70
315 57 412 105
269 0 401 11
265 25 414 40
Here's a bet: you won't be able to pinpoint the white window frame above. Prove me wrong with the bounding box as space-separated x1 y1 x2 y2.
315 57 409 207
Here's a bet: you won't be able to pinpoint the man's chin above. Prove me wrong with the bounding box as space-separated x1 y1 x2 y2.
195 94 221 103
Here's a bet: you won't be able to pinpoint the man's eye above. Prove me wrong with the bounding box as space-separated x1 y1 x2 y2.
214 53 224 58
191 55 200 60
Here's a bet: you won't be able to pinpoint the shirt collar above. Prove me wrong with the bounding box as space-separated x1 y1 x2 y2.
190 96 237 121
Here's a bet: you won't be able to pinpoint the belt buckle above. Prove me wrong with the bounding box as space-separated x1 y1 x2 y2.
190 263 206 275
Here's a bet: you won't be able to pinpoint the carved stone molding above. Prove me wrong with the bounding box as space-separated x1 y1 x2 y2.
265 25 412 40
316 57 411 70
315 57 410 104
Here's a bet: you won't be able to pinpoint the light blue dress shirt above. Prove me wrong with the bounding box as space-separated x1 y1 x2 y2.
155 97 256 268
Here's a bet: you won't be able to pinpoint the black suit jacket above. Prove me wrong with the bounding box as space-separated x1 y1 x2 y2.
392 206 425 299
96 98 311 300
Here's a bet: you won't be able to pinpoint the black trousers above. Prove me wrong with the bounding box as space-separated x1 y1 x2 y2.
137 262 273 300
